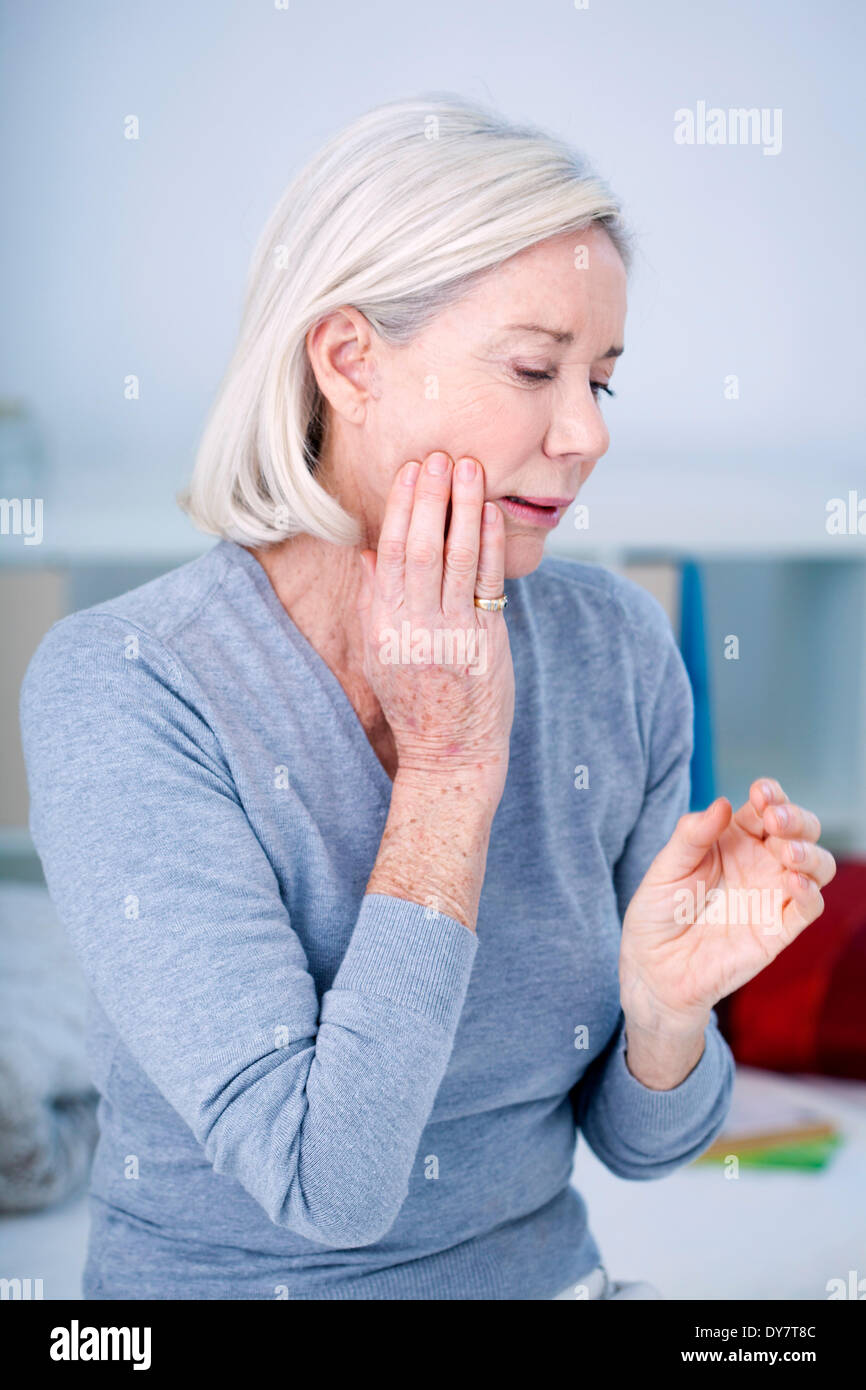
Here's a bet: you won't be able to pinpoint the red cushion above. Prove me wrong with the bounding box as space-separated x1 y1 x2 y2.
717 860 866 1079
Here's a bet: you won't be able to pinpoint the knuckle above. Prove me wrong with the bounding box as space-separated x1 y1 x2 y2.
415 482 448 504
474 563 499 591
377 538 405 567
406 538 440 569
444 544 478 576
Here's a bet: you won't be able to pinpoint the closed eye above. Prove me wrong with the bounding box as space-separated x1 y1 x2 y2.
591 380 616 399
513 366 616 398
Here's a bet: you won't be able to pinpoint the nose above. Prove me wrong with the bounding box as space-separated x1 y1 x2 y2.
542 380 610 467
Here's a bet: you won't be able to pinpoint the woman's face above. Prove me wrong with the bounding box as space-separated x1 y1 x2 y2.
316 224 627 579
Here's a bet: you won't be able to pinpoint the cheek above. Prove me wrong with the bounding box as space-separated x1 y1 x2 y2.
362 379 437 496
433 380 543 486
367 364 544 501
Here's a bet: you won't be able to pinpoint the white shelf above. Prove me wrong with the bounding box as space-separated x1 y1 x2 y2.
0 507 212 566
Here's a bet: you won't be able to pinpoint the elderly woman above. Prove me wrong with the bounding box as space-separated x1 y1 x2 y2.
21 96 835 1302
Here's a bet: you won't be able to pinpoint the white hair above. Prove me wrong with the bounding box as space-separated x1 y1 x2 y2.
181 94 631 547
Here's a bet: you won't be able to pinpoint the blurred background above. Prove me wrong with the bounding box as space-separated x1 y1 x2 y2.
1 0 865 1301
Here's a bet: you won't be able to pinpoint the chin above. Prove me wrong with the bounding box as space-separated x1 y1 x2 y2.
504 536 548 580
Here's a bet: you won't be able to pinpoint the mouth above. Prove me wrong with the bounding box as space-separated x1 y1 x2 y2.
497 495 574 529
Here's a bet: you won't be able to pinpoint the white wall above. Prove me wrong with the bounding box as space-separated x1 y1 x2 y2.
1 0 864 553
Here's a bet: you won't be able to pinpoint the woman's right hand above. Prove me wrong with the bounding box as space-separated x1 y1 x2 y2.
357 450 515 802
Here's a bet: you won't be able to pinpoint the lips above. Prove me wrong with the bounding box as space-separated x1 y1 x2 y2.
507 496 574 507
497 495 574 529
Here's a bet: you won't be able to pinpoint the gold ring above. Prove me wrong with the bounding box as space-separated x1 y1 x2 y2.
474 594 508 611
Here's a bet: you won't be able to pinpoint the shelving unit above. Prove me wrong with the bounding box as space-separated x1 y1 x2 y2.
701 557 866 854
549 542 866 856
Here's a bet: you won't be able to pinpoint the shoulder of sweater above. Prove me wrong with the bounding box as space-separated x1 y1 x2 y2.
72 542 234 643
21 544 235 706
522 554 677 653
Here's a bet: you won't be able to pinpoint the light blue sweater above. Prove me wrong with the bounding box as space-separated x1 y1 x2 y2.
20 539 734 1300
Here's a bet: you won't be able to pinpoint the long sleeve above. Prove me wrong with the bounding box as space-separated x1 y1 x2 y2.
20 613 477 1249
573 603 735 1179
574 1008 734 1179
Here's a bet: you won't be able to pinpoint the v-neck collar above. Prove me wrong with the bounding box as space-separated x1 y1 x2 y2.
216 539 395 810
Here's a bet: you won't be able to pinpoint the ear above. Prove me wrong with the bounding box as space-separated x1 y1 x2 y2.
305 307 376 425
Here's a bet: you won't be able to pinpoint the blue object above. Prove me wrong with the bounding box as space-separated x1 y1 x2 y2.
679 560 716 811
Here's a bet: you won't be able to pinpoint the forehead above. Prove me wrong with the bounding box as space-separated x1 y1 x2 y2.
448 226 627 347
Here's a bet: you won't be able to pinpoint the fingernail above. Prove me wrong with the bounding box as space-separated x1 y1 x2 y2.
790 840 806 862
427 452 449 475
457 456 476 482
775 806 790 828
482 501 499 526
402 461 421 486
797 873 811 892
761 781 773 801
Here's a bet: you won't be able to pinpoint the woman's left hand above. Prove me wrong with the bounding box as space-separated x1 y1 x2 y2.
620 778 837 1037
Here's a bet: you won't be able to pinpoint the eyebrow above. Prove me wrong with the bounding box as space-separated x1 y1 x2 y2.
501 322 625 358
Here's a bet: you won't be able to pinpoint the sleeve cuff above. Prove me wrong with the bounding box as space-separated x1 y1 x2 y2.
330 893 479 1031
595 1015 734 1135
